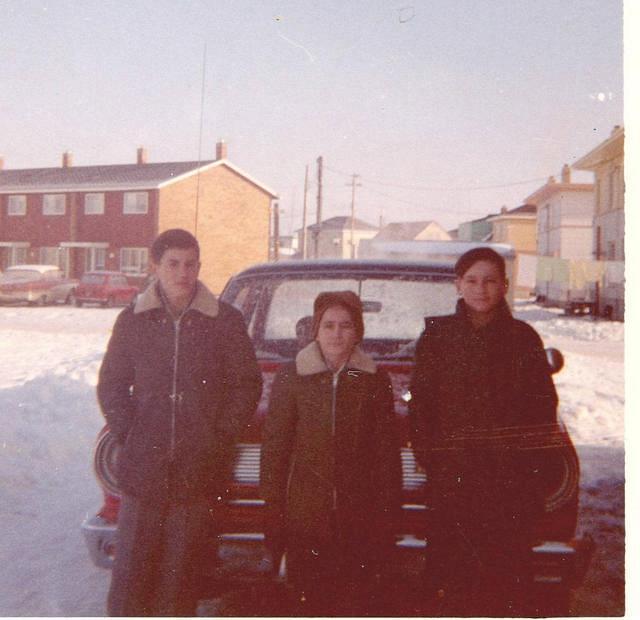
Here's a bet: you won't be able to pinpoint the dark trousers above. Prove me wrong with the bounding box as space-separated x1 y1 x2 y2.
423 523 532 617
107 493 213 617
286 543 385 616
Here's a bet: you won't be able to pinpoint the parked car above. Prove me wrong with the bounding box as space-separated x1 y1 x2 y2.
73 271 139 308
0 264 78 306
81 259 592 614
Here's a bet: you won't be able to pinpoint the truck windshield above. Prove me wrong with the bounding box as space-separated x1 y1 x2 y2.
225 274 457 360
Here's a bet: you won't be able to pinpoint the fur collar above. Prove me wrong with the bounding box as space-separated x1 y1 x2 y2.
133 281 219 318
295 341 377 376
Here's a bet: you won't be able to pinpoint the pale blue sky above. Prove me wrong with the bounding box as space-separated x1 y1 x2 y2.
0 0 623 232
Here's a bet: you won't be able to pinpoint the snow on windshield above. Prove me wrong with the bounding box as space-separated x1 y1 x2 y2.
264 277 458 341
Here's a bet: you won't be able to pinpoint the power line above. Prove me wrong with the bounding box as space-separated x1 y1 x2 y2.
324 163 548 192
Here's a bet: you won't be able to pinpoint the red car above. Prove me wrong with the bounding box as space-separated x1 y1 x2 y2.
73 271 139 308
82 259 592 614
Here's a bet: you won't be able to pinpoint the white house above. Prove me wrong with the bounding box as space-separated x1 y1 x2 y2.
573 125 625 319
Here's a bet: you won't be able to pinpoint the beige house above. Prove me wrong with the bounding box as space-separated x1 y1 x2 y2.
373 220 452 242
302 216 379 259
573 125 625 319
487 204 537 297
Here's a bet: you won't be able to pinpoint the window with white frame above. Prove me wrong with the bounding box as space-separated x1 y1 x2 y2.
85 247 107 271
39 247 68 272
123 192 149 214
9 246 28 266
84 193 105 215
43 194 66 215
8 195 26 216
120 247 148 275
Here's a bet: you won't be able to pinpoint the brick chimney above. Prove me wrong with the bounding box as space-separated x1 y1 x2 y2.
561 164 571 184
215 140 228 160
0 156 4 170
137 147 148 165
500 205 508 214
62 151 73 168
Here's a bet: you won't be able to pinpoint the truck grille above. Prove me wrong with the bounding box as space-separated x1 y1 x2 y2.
233 444 425 492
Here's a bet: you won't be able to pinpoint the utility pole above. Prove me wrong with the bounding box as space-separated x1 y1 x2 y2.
315 156 323 258
347 174 361 258
301 165 309 259
273 201 280 262
594 226 601 317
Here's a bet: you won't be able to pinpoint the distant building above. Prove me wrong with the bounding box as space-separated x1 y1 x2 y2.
487 204 538 297
573 125 625 319
457 213 497 241
300 216 378 259
524 165 596 310
0 142 278 293
525 166 594 260
373 220 452 242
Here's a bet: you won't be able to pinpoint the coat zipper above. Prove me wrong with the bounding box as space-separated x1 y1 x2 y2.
169 316 182 461
331 372 338 510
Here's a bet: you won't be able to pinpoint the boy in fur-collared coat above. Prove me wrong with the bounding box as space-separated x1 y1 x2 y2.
98 229 261 616
261 291 402 616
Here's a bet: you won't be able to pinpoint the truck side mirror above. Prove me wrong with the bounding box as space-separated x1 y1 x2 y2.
545 347 564 374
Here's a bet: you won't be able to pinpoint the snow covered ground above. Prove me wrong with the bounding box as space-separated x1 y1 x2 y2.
0 302 625 616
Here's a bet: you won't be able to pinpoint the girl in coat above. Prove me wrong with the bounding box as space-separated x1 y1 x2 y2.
409 247 559 616
261 290 402 616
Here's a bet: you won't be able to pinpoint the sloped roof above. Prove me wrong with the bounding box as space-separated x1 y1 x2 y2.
0 159 278 197
307 216 378 232
524 179 593 205
573 126 624 170
374 221 434 240
488 203 537 221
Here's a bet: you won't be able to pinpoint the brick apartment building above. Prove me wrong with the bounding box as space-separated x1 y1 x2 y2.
0 142 278 293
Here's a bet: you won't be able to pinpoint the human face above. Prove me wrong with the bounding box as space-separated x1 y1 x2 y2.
456 260 507 321
152 247 200 312
316 305 358 370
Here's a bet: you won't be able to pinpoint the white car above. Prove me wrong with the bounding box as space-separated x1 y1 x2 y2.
0 264 78 305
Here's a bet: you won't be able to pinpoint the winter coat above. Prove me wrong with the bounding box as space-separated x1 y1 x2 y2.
408 299 558 536
97 281 262 503
260 341 402 554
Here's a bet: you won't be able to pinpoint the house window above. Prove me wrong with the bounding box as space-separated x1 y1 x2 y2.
9 246 28 266
85 247 107 271
123 192 149 214
85 193 105 215
39 246 68 271
8 195 26 216
43 194 66 215
120 247 148 275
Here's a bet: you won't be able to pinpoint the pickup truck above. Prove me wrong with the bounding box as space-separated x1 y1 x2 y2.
0 264 78 305
81 259 592 615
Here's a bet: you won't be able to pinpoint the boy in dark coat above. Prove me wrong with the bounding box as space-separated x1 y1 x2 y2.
97 229 262 616
261 291 402 616
409 247 558 616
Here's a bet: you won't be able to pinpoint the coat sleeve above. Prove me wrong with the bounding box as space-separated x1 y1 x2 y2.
213 304 263 478
372 370 403 543
97 309 137 445
519 324 559 426
260 365 298 554
408 322 441 471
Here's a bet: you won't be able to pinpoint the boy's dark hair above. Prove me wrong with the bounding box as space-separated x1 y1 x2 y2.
454 247 506 280
151 229 200 263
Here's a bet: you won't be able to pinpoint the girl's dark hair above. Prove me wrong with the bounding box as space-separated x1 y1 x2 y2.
151 229 200 263
454 247 506 280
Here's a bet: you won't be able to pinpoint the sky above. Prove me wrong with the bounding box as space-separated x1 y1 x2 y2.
0 0 624 234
